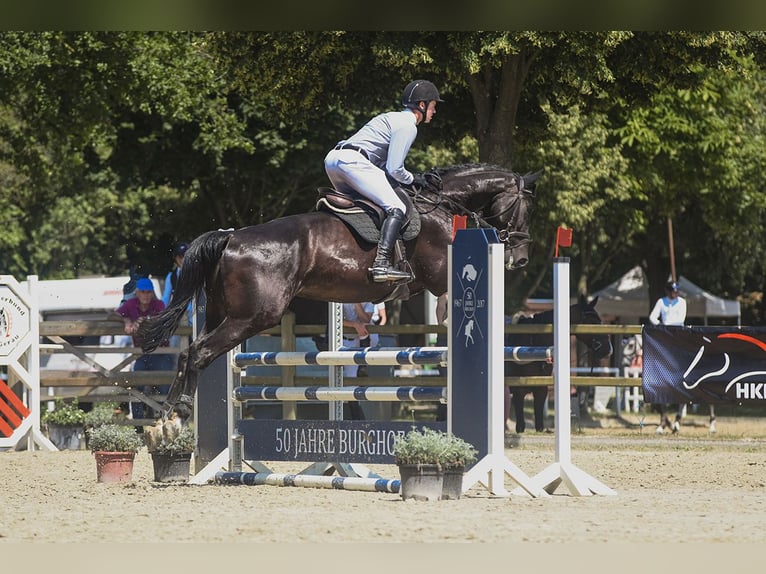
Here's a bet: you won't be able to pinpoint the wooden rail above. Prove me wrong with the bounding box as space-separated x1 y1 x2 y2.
37 317 643 404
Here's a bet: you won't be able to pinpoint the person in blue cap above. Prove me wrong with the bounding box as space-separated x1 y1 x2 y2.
111 277 173 421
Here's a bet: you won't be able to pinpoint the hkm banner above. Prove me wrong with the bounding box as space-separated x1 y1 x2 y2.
643 325 766 404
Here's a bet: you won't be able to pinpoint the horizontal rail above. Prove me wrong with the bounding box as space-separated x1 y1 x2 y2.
234 346 552 368
215 471 400 492
234 385 446 403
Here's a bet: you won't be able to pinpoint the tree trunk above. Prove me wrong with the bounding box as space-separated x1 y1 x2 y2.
468 48 535 168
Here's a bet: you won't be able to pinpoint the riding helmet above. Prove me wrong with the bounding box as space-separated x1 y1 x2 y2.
402 80 444 109
666 281 679 292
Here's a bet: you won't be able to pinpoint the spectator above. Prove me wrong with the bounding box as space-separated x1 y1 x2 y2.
109 277 172 420
342 302 373 377
342 302 373 420
162 241 192 349
649 281 687 327
372 301 387 326
648 280 687 434
162 242 189 307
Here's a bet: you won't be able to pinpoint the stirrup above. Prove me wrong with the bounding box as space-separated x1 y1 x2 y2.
370 265 413 283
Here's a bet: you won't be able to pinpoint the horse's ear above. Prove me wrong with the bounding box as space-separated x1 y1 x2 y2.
578 293 587 306
590 295 599 307
523 169 544 189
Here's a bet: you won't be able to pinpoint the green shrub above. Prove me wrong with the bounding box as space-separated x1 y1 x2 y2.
42 398 86 426
87 424 144 453
83 401 119 428
393 427 477 469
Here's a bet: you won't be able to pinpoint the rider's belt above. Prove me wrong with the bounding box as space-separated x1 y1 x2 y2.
335 143 370 161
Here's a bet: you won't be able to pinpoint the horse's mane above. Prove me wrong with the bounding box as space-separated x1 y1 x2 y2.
434 163 521 188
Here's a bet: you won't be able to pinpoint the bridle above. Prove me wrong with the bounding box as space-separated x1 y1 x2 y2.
408 171 533 251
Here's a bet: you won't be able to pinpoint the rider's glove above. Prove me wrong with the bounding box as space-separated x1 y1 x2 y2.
409 173 428 190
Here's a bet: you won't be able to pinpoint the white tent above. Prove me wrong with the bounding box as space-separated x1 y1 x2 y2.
593 266 741 324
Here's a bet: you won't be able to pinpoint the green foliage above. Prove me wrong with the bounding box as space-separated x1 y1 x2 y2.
393 427 477 469
83 402 119 428
2 31 766 317
87 424 144 453
150 425 195 455
42 399 86 427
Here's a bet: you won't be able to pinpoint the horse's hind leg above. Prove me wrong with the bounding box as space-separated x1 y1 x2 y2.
532 387 547 432
511 389 526 433
162 347 197 420
709 404 716 433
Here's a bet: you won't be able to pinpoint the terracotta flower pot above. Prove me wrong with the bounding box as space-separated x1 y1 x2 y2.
151 452 192 483
398 464 443 501
94 451 136 483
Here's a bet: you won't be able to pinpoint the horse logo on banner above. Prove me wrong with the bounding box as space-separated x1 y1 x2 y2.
643 325 766 403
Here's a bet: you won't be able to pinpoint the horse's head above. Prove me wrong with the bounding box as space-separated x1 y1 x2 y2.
573 295 613 361
487 170 540 270
433 164 539 271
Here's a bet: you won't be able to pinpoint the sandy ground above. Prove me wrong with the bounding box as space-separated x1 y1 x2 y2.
1 412 765 549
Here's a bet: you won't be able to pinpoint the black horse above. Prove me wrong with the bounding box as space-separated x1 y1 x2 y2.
504 295 612 433
138 163 540 419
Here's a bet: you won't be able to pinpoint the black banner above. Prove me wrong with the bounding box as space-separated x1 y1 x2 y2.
643 325 766 404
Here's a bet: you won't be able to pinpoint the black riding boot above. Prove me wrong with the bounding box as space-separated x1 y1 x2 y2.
370 208 413 282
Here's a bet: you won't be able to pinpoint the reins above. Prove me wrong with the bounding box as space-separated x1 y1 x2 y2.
406 172 531 248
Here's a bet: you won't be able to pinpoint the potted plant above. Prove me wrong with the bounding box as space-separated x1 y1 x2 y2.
393 427 477 501
82 402 120 448
87 423 144 483
145 422 195 483
42 398 86 450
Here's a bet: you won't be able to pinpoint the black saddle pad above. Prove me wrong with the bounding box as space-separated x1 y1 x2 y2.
316 190 421 244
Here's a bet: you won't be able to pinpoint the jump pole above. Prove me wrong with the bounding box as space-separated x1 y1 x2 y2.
512 255 616 496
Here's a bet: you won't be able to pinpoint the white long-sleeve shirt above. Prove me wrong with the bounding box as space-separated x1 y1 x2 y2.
649 296 687 326
341 109 418 185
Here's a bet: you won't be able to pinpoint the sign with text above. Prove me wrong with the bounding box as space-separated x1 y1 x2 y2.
239 419 446 464
643 325 766 403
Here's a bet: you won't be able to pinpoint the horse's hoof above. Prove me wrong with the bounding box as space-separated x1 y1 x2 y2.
655 425 665 435
672 421 680 434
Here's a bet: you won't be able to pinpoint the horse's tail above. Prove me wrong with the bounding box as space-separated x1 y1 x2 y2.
138 229 233 353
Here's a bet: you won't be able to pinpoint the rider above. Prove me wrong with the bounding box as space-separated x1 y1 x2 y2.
324 79 443 282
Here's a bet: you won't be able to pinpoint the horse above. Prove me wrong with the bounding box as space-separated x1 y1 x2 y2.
653 403 716 434
137 163 540 420
504 295 612 433
624 333 717 434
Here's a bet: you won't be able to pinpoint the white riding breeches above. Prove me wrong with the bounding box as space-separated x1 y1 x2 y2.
324 148 406 213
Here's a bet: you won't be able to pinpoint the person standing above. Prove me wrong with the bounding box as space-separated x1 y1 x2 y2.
162 242 189 307
648 280 687 434
162 242 192 350
110 277 172 420
324 80 443 283
649 281 687 327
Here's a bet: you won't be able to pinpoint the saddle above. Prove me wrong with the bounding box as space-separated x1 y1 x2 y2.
315 187 421 244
